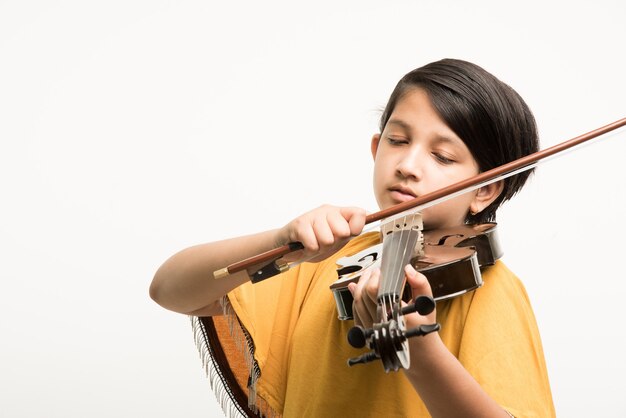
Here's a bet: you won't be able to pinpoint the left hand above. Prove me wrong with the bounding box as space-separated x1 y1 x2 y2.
348 264 436 329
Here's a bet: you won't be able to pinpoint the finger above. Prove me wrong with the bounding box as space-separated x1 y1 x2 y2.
348 282 363 327
354 268 379 321
403 265 437 329
281 223 318 263
295 222 320 254
353 267 371 297
326 210 352 240
352 269 375 326
363 269 380 320
341 207 367 236
312 214 336 248
404 264 433 299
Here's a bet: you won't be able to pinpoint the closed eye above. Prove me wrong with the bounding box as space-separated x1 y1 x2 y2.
387 137 409 146
433 152 455 164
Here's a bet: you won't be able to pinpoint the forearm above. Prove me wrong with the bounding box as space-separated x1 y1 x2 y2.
403 334 510 418
149 229 282 314
150 205 367 315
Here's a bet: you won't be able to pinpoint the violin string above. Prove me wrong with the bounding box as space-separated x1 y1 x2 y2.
394 214 416 313
381 213 411 321
386 216 400 318
381 215 401 320
378 213 411 364
393 215 409 306
384 216 398 300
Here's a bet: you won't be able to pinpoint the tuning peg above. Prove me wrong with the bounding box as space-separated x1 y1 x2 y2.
404 323 440 339
400 295 436 316
347 326 373 349
347 351 378 366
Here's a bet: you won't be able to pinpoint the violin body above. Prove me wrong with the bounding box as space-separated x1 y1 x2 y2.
330 222 502 320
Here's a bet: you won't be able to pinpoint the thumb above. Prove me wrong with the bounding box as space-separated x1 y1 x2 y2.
404 264 433 299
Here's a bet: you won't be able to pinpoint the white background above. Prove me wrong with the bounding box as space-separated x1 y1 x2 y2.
1 1 625 417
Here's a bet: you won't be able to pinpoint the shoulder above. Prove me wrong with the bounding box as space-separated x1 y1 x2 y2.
437 261 539 355
482 261 528 293
451 261 536 334
474 261 533 314
449 260 542 355
439 261 530 319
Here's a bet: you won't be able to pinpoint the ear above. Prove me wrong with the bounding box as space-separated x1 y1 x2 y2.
469 181 504 215
371 133 381 160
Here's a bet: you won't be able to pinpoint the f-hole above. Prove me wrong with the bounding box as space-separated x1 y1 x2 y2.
336 253 378 276
436 234 465 246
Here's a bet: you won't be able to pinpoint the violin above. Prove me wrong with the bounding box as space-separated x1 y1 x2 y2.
213 118 626 372
333 213 502 371
330 221 501 321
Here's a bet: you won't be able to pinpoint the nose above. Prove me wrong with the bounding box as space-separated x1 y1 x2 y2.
396 146 422 181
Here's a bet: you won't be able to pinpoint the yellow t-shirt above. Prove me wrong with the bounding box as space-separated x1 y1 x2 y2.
227 232 555 417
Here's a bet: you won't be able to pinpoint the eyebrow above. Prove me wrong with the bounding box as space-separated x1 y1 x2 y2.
386 118 412 131
432 134 465 148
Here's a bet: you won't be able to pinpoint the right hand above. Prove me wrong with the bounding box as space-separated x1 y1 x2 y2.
275 205 367 263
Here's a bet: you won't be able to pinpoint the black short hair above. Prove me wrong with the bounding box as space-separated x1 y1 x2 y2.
379 58 539 224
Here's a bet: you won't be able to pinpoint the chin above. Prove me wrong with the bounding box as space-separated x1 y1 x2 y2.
421 215 450 231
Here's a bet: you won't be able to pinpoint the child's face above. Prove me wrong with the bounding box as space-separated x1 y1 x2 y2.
372 88 488 229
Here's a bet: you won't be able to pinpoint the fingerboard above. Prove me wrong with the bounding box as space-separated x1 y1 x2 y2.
378 213 424 304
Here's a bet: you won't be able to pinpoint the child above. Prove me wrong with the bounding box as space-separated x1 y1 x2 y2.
150 59 555 417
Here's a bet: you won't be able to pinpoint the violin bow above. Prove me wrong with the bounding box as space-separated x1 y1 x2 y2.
214 117 626 282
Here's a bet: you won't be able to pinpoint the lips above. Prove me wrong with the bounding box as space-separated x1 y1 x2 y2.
388 185 417 203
